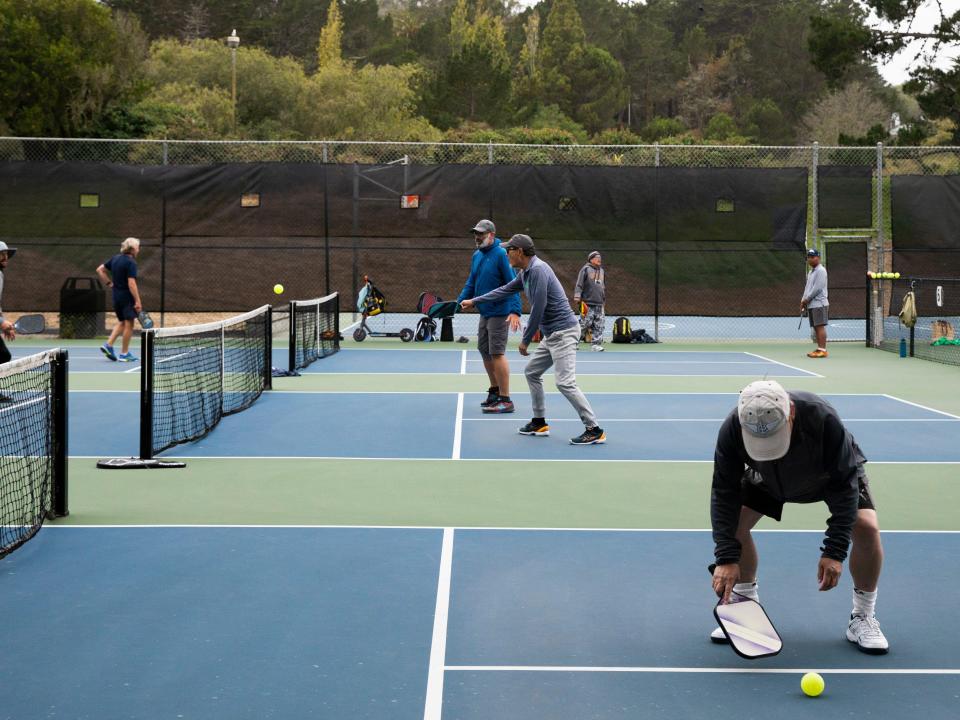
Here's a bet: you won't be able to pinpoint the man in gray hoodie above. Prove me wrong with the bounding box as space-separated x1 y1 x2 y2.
573 250 606 351
461 234 605 445
802 248 829 358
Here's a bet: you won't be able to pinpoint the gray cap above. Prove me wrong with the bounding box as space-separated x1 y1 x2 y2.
588 250 601 261
0 241 17 258
501 234 535 251
471 219 495 234
738 380 792 461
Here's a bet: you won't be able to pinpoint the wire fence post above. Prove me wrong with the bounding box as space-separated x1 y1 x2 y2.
811 142 819 251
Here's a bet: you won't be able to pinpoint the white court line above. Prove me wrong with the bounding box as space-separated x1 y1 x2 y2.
424 528 454 720
40 525 960 533
452 393 464 460
742 351 823 378
445 665 960 675
466 358 795 365
881 394 960 420
460 350 467 375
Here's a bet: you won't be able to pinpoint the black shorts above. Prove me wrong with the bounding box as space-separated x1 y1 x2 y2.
807 305 829 328
740 466 875 521
114 301 137 322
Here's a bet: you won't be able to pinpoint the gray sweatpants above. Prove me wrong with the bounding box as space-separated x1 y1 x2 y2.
525 324 598 427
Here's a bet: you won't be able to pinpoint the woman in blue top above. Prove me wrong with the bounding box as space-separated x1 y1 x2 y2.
457 219 522 414
96 237 143 362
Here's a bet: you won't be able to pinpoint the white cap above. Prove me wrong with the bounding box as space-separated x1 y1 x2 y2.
0 241 16 258
738 380 792 461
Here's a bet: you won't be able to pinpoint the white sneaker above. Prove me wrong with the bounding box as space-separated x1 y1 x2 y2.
710 626 729 644
846 614 889 654
591 344 604 352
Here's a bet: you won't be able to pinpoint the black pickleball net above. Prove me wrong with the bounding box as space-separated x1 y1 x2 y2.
0 349 68 558
288 292 340 372
140 306 272 459
872 276 960 366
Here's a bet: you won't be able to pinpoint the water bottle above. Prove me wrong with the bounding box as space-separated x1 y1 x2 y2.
899 337 907 357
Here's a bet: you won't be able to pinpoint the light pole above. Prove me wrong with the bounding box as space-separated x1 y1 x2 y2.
227 29 239 133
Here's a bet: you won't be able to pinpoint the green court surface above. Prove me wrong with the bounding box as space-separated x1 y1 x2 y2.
56 338 960 532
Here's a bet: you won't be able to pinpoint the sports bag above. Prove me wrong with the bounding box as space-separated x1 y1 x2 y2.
612 316 632 343
415 316 437 342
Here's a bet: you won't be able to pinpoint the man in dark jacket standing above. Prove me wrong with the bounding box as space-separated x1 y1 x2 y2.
457 220 522 413
709 380 888 654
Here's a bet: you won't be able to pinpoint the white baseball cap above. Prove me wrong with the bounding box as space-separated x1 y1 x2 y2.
738 380 792 461
0 241 16 257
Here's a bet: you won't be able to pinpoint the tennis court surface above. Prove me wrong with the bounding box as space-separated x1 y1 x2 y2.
3 338 960 719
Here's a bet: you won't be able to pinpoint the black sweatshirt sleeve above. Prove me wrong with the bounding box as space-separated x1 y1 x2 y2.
711 412 745 564
818 412 860 562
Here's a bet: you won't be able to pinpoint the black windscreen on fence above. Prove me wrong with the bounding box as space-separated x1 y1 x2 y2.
817 165 873 229
3 161 810 318
891 175 960 279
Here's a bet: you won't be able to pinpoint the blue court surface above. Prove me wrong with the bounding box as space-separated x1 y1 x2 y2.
70 391 960 462
58 347 819 377
2 527 957 719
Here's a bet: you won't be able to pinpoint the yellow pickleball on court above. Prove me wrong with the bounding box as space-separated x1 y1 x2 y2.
273 284 284 295
801 672 824 697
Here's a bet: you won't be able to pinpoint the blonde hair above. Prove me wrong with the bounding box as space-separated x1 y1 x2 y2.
121 237 140 254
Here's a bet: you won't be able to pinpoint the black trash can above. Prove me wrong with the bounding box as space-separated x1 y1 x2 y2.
59 277 106 339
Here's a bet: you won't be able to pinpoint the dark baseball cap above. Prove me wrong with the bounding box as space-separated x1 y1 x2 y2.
501 234 535 251
806 248 820 257
471 219 495 234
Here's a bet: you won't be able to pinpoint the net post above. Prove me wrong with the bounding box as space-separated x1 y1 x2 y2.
865 274 872 347
139 329 154 459
51 349 69 518
334 293 340 350
288 301 297 373
264 304 273 390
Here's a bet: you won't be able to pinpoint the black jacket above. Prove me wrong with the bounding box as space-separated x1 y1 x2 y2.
711 391 866 565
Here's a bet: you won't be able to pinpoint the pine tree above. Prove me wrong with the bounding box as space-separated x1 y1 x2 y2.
317 0 344 69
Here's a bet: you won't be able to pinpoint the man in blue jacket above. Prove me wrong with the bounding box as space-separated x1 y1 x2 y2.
457 220 522 414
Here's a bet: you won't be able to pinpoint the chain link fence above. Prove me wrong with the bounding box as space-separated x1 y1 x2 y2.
1 137 956 345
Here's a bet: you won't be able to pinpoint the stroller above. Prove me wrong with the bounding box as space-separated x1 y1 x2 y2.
353 275 414 342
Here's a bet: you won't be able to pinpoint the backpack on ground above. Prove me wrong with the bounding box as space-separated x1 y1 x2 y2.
630 328 658 344
415 316 437 342
612 316 632 343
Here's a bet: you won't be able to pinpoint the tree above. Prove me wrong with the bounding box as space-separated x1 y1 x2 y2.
904 61 960 144
426 0 513 128
799 80 891 144
307 62 441 141
809 1 960 86
317 0 344 68
145 38 309 138
0 0 149 137
538 0 625 133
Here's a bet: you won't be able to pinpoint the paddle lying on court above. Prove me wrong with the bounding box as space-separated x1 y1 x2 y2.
13 314 45 334
709 564 783 659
